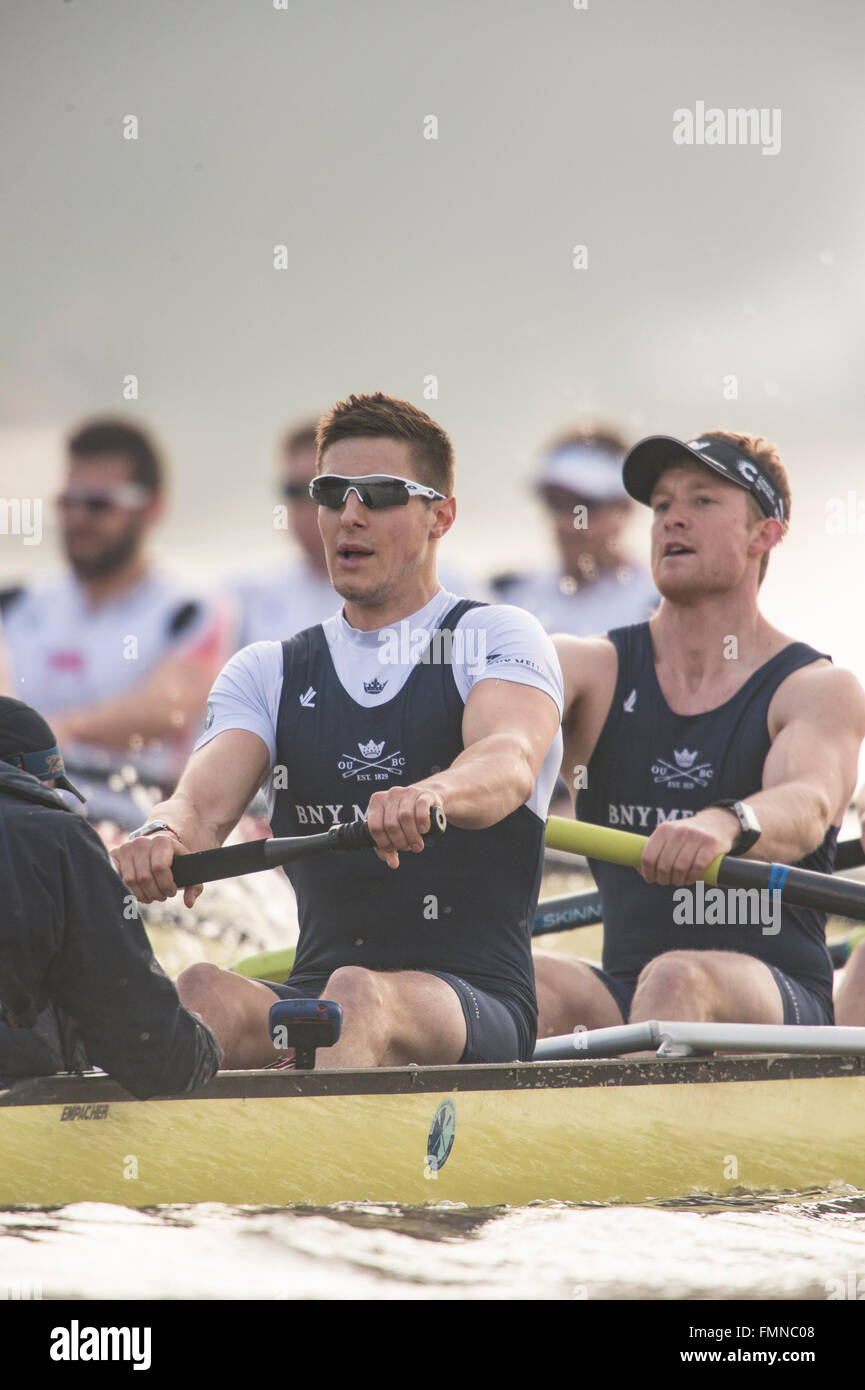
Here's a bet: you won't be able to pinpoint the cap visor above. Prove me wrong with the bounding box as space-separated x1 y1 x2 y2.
57 775 87 804
622 435 750 507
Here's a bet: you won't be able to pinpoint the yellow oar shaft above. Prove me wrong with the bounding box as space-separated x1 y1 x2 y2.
545 816 723 885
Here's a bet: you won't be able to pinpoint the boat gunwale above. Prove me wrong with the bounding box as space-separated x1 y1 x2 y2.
3 1051 865 1107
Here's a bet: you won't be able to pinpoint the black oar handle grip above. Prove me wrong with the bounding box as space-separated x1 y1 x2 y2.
172 838 269 888
327 803 447 853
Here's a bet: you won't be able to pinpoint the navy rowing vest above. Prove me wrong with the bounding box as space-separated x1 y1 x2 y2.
577 623 836 1008
270 600 546 1016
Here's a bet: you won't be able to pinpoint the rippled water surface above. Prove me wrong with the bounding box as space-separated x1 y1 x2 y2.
3 1192 865 1301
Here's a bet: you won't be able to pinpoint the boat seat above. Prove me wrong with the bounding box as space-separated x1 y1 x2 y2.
268 998 342 1070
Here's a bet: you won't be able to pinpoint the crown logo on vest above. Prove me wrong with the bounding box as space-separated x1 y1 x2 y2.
359 738 385 760
363 677 388 695
651 745 715 790
338 738 407 782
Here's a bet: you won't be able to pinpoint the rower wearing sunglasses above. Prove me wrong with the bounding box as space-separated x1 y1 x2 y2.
113 392 564 1071
0 419 231 820
226 419 480 651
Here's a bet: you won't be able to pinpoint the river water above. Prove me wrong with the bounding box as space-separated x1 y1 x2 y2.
3 1192 865 1303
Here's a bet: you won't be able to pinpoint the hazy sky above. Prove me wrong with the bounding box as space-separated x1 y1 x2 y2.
2 0 864 667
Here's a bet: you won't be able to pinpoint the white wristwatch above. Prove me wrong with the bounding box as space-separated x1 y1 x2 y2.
128 819 181 842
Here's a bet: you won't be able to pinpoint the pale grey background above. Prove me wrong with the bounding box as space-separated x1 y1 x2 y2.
1 0 863 666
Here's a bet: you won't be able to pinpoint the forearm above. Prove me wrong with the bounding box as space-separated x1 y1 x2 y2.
419 732 535 830
142 732 272 850
56 684 207 750
146 789 228 851
737 781 834 864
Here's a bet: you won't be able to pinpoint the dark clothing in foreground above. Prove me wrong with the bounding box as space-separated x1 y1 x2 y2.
0 764 221 1098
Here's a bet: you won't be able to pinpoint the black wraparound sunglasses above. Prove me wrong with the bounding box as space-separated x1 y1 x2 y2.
282 481 316 502
308 474 447 510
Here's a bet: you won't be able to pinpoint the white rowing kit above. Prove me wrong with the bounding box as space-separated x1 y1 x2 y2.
196 587 564 820
2 571 226 785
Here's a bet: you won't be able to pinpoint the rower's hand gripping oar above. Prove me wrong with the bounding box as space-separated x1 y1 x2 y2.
171 805 448 889
545 817 865 924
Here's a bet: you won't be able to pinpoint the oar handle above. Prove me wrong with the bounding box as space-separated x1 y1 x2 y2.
324 803 447 855
172 838 269 887
172 804 447 888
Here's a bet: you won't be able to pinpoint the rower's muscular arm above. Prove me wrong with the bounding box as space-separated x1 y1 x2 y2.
753 662 865 862
365 680 560 869
640 663 865 886
111 730 271 905
554 635 620 779
433 679 560 826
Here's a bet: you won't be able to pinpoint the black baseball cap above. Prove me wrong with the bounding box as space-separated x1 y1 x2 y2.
0 697 86 802
622 434 786 525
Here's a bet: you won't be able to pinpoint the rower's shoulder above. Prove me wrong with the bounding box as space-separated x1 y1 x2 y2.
775 653 865 702
768 639 865 730
553 632 618 691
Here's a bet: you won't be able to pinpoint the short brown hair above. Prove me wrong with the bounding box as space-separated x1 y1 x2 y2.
67 418 164 496
316 393 455 497
685 429 791 584
543 423 629 460
280 421 320 459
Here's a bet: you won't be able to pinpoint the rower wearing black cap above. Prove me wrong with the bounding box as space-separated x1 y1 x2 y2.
534 429 865 1036
0 697 221 1096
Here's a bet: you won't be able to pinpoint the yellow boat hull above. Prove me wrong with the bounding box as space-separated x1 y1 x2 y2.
3 1053 865 1208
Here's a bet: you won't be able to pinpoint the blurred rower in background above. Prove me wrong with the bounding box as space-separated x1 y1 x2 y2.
0 419 231 822
228 417 479 651
228 421 341 649
491 425 657 635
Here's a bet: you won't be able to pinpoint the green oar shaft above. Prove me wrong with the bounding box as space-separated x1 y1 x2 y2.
545 817 865 924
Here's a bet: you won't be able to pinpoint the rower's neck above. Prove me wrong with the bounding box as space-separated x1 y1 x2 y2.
342 578 443 632
650 595 775 692
76 555 149 610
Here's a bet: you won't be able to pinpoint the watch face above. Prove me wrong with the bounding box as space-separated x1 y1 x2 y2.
739 803 761 835
130 820 164 839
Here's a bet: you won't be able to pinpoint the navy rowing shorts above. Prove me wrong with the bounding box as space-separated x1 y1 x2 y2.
261 970 535 1063
589 961 834 1026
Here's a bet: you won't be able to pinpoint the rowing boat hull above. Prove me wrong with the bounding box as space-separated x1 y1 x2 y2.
3 1054 864 1207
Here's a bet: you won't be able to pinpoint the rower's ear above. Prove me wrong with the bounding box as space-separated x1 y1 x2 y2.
749 516 784 558
428 495 456 541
